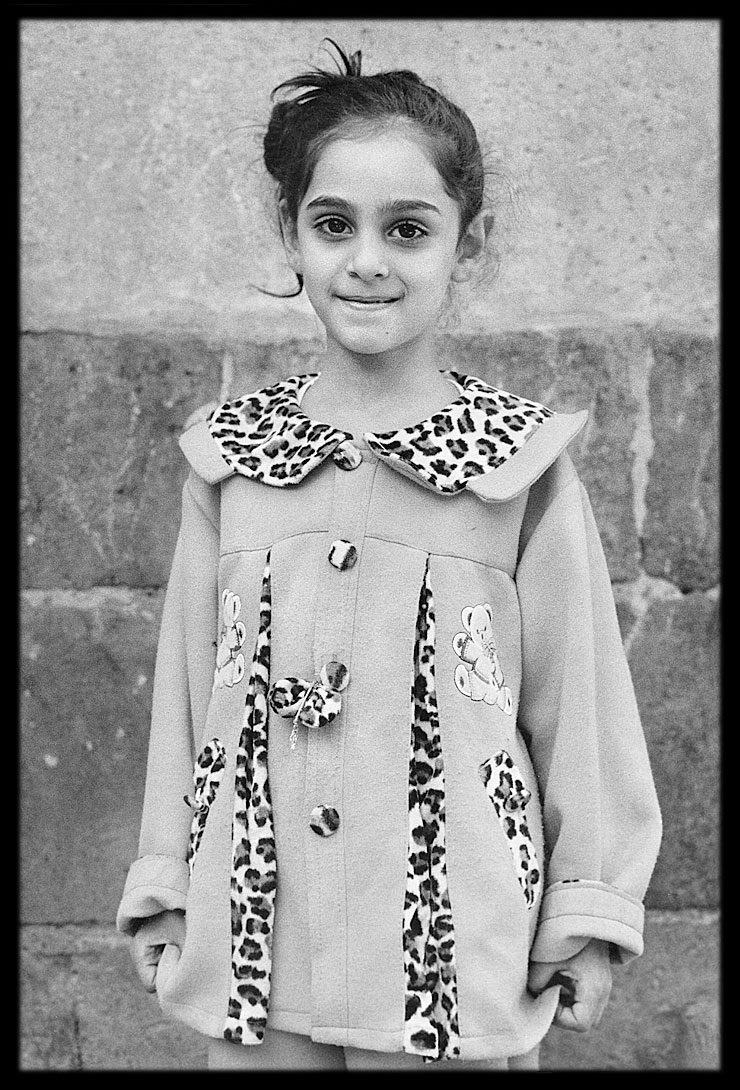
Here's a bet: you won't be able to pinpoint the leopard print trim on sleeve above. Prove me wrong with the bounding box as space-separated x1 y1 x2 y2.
403 559 461 1062
223 555 277 1046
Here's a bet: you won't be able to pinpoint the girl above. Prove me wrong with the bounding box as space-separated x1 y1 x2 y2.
117 42 662 1071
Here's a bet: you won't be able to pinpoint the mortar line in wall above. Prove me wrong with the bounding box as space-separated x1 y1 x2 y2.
21 586 166 603
612 571 718 657
71 969 84 1070
629 343 656 563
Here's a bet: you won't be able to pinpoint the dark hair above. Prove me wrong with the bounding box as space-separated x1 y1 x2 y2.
261 40 486 296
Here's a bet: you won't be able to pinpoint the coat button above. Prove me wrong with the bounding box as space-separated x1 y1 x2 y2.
332 440 362 470
328 539 358 571
310 805 340 837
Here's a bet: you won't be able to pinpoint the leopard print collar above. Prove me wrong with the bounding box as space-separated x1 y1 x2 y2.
207 371 553 494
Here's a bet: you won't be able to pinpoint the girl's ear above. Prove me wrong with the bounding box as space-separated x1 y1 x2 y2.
451 210 494 283
278 199 302 274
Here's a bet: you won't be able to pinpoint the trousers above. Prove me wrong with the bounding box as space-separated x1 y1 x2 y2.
207 1030 541 1070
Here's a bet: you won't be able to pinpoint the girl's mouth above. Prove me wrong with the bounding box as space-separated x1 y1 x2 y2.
337 295 401 308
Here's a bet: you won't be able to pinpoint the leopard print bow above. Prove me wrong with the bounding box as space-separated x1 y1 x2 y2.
269 661 349 749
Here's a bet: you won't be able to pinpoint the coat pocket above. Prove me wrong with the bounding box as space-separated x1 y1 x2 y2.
184 738 227 879
479 749 542 909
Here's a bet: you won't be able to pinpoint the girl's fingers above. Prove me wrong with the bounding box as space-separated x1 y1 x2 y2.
132 933 166 993
553 976 612 1032
131 943 159 992
554 993 595 1032
139 961 158 993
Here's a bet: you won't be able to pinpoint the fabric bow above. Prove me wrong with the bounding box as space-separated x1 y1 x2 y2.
269 661 349 749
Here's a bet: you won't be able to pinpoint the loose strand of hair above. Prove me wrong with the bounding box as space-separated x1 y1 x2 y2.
251 273 304 299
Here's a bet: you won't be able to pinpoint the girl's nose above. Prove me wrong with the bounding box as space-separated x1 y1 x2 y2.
347 237 389 280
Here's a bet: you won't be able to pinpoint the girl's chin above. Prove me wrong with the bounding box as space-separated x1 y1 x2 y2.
320 321 434 359
328 334 414 357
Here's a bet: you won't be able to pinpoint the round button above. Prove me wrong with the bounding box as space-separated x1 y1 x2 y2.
320 661 349 692
328 539 358 571
333 440 362 471
310 805 340 837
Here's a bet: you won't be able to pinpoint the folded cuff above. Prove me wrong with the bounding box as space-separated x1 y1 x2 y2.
116 854 190 935
530 879 645 965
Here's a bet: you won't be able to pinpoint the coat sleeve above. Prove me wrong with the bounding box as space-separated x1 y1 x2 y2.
116 469 220 935
515 454 662 965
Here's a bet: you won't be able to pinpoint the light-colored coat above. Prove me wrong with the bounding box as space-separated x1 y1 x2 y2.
117 371 662 1062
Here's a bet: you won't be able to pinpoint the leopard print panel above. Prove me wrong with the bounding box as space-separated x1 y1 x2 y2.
366 371 553 494
403 560 461 1063
479 751 542 909
208 374 352 488
223 555 277 1046
184 739 227 879
205 371 553 494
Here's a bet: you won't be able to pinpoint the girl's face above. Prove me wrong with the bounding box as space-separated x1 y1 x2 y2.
282 128 483 361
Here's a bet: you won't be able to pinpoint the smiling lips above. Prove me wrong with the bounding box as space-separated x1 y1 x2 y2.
337 294 401 305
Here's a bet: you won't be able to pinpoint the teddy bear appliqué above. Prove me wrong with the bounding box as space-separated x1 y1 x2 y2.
212 590 246 691
452 603 513 713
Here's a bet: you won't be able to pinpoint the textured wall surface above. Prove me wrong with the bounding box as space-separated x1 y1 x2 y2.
22 18 717 339
20 18 719 1071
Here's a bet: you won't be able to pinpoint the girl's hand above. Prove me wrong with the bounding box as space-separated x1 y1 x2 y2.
528 938 612 1032
130 910 186 993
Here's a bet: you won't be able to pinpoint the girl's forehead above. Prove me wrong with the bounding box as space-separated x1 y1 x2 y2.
304 130 454 210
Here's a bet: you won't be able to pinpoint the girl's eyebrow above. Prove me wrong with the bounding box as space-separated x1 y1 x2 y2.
305 194 442 217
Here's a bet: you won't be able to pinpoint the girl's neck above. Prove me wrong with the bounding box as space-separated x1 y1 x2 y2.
300 338 458 436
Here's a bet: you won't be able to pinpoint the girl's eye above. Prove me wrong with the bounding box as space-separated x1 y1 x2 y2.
313 217 427 241
316 217 351 236
390 221 427 241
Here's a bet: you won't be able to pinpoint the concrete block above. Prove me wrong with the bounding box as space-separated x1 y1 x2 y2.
643 330 719 590
439 327 646 580
628 591 719 909
224 338 324 397
21 332 220 589
20 948 80 1069
20 588 163 924
550 326 649 582
74 930 208 1069
540 911 719 1070
20 926 207 1070
437 329 559 400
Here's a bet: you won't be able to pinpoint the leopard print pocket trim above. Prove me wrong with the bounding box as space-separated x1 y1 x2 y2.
479 751 541 909
403 560 461 1063
223 555 276 1047
184 739 227 879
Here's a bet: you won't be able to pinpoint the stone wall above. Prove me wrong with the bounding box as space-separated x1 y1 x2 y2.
20 18 719 1070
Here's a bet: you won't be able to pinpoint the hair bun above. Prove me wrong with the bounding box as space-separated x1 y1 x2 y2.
263 100 292 181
